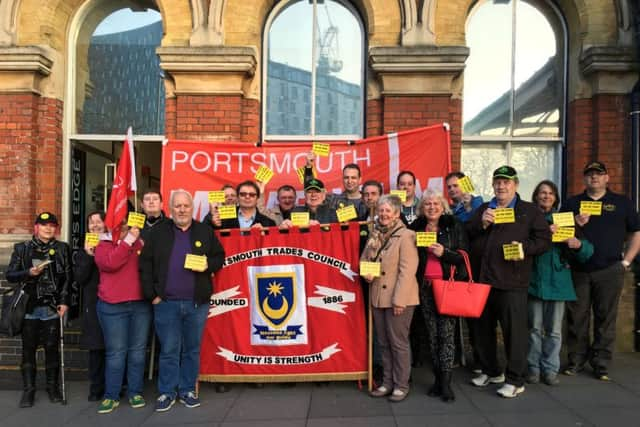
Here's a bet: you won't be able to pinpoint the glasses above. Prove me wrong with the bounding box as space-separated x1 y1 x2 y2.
239 192 258 198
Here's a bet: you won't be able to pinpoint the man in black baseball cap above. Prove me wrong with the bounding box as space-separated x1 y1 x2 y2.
561 160 640 380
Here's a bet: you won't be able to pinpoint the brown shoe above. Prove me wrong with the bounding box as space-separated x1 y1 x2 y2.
388 389 408 402
369 386 391 397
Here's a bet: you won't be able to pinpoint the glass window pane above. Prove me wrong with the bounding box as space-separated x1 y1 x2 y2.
513 1 562 137
314 0 363 136
77 8 164 135
266 1 313 135
510 143 561 202
463 2 513 137
460 143 508 201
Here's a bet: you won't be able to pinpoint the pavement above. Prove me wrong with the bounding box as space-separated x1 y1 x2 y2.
1 353 639 427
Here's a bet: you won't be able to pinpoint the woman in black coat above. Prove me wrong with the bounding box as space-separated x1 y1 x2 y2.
73 211 106 401
410 189 469 402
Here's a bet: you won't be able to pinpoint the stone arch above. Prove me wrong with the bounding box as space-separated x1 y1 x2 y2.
0 0 20 46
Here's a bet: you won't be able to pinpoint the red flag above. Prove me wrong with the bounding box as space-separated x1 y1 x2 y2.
105 127 137 230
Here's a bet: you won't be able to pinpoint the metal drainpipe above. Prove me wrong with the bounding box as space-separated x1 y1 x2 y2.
631 4 640 352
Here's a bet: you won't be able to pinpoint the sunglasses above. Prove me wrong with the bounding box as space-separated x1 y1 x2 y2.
239 192 258 198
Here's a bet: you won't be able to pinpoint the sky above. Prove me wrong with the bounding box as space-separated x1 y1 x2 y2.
93 8 161 36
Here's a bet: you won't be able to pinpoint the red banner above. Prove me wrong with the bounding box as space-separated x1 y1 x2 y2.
199 223 366 382
161 125 451 220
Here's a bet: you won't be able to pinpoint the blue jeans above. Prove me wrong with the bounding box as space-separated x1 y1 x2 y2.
97 300 152 400
153 299 209 399
527 297 564 375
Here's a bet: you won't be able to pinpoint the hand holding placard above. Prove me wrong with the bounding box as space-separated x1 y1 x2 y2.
360 261 381 277
458 176 475 193
184 254 208 272
552 212 575 227
494 208 515 224
552 227 575 242
502 242 524 260
416 232 437 247
580 201 602 216
390 190 407 202
85 233 100 248
336 205 357 222
291 212 310 227
127 212 146 229
312 143 330 157
218 205 237 219
208 191 225 203
254 165 274 184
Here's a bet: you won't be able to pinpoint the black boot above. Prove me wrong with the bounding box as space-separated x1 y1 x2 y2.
45 367 63 403
19 364 36 408
427 369 441 397
440 371 455 403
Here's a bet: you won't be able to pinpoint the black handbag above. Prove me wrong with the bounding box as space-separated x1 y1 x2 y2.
0 284 29 337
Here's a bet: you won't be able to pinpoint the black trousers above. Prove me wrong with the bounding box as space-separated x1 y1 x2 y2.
566 262 625 369
88 349 106 395
21 317 59 370
475 288 528 387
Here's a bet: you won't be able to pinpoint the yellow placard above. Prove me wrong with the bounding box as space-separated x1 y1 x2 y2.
127 212 146 228
494 208 516 224
254 165 274 184
580 201 602 216
208 191 225 203
552 212 575 227
312 143 331 157
291 212 310 227
184 254 207 271
360 261 381 277
336 205 358 222
85 233 100 248
416 232 437 247
552 227 575 242
503 242 524 260
390 190 407 202
218 205 237 219
458 176 475 193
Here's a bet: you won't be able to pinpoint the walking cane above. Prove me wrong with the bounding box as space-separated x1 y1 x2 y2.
59 314 67 405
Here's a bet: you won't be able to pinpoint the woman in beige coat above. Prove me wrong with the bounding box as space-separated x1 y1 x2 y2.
361 195 420 402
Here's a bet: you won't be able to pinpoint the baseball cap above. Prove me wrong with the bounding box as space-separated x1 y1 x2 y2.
304 178 325 192
583 161 607 175
35 212 59 226
492 165 518 180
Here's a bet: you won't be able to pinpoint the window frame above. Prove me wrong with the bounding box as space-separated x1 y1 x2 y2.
261 0 366 141
462 0 568 197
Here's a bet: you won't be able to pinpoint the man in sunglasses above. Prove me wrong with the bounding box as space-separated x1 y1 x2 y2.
207 180 276 230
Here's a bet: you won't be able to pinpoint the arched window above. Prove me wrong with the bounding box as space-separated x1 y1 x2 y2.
263 0 365 140
462 0 566 200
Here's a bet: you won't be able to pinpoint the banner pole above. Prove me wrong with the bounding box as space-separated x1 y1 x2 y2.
368 298 373 392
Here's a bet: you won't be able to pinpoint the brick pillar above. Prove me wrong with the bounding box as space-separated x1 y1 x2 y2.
241 98 260 143
566 99 593 195
175 95 245 140
366 99 382 137
592 94 630 193
0 93 63 234
381 95 463 171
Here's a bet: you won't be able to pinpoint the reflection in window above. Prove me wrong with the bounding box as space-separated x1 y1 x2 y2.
78 9 164 135
462 0 565 200
265 0 364 138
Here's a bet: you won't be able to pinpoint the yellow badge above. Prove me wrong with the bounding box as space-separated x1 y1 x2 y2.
41 213 50 220
195 241 202 248
48 249 55 255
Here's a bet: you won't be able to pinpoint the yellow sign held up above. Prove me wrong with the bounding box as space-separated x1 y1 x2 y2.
336 205 358 222
85 233 100 248
552 212 575 227
390 190 407 202
208 191 226 203
312 143 331 157
458 176 475 193
360 261 381 277
184 254 207 271
218 205 237 220
291 212 310 227
254 165 274 184
416 232 437 247
494 208 516 224
127 212 146 229
502 242 524 260
552 227 575 242
580 201 602 216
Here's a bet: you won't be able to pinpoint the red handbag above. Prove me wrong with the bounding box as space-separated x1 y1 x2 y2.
431 250 491 318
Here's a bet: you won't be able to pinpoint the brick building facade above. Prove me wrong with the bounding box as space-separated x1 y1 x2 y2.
0 0 638 369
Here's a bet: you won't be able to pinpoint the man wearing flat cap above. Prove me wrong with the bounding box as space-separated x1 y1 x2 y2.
561 161 640 380
467 166 551 398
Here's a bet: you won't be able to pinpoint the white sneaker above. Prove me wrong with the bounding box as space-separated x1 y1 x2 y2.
471 373 505 387
497 383 525 398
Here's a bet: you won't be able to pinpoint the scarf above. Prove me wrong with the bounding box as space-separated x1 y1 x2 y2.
363 218 403 262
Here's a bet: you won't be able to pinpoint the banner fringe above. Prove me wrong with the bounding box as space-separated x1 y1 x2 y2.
199 372 368 383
